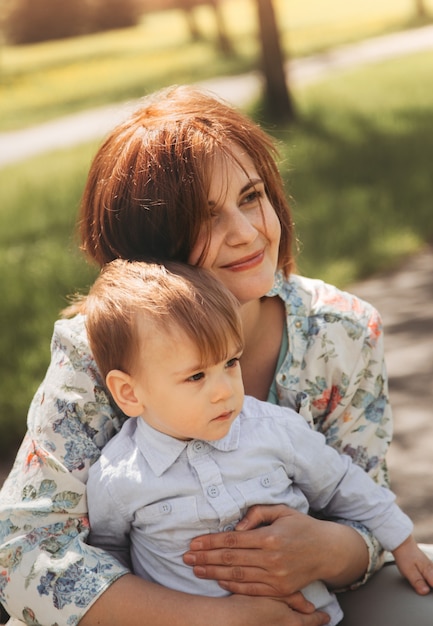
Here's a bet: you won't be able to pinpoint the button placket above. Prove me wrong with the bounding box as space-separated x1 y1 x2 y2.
187 444 241 526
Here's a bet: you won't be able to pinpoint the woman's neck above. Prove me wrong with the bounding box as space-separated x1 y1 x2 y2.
239 296 285 400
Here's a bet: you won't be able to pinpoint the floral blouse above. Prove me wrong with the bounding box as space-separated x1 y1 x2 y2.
0 272 391 626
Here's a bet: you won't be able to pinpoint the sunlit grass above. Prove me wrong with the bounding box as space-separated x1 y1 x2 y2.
1 0 433 130
1 49 433 452
276 51 433 284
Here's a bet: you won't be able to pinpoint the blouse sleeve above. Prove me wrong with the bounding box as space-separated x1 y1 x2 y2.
0 315 129 626
277 278 393 587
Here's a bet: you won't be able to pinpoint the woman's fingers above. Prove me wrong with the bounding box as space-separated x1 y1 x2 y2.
235 504 296 530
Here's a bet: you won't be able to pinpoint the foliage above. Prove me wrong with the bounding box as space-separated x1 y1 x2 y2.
1 51 433 456
2 0 433 130
0 143 99 456
3 0 143 44
277 51 433 285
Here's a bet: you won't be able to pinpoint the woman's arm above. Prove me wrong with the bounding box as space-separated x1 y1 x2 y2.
182 289 391 595
79 573 331 626
0 316 129 625
0 318 330 626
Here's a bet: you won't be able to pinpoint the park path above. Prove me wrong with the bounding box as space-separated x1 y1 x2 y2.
350 246 433 543
1 25 433 167
1 25 433 541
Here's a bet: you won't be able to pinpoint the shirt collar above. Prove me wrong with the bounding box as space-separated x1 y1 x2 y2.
134 417 241 477
266 270 284 297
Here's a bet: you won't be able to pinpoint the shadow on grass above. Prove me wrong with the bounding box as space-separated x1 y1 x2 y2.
1 100 432 460
277 106 433 283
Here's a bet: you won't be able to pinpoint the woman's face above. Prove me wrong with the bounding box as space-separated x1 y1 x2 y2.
188 144 281 305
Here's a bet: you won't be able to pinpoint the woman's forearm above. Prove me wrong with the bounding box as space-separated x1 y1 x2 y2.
79 575 216 626
78 573 329 626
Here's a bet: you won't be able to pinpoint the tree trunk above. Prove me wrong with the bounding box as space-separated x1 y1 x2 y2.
415 0 428 17
256 0 295 123
209 0 234 56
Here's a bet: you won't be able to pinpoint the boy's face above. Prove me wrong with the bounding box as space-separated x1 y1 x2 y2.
130 322 244 441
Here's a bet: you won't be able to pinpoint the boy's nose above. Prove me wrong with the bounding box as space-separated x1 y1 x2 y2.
211 375 234 402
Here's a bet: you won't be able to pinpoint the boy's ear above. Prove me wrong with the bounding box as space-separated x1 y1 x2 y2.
106 370 143 417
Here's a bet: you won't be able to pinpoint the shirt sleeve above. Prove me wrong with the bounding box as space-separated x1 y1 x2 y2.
307 303 392 586
0 316 129 626
278 278 394 586
87 448 133 571
282 413 412 553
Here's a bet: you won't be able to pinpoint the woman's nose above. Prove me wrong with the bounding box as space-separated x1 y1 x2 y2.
224 207 258 246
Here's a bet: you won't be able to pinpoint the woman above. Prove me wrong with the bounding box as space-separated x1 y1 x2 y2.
0 85 429 626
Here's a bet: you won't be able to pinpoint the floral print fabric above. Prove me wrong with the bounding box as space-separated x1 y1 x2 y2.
0 273 391 625
269 273 391 584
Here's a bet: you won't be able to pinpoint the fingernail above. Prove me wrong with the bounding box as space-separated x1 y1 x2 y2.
190 539 203 549
183 553 196 565
194 566 206 577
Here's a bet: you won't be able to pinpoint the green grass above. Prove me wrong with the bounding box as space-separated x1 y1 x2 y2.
0 142 100 455
1 0 433 455
277 50 433 285
1 0 433 130
1 49 433 455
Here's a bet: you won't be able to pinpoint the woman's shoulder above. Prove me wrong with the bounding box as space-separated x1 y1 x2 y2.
52 312 88 347
274 272 380 324
49 313 97 372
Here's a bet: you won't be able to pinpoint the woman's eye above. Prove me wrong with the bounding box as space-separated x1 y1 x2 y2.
242 189 263 205
188 372 205 382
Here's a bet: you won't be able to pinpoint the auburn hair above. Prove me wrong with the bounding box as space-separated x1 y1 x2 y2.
78 85 295 275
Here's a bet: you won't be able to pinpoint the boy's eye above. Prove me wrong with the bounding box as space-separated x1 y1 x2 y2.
226 357 240 369
188 371 205 382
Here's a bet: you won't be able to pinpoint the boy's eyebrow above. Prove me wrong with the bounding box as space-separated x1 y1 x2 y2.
173 363 205 377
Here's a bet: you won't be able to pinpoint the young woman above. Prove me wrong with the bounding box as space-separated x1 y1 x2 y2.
1 85 431 626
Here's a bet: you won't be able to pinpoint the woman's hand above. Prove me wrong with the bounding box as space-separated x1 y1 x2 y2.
224 593 330 626
183 504 369 595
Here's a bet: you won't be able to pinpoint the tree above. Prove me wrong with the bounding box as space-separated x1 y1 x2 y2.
255 0 295 123
414 0 429 17
176 0 233 55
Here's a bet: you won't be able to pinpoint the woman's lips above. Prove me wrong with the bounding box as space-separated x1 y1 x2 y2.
222 250 264 272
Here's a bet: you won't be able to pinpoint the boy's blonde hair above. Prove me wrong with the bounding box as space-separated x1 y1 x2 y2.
85 260 244 380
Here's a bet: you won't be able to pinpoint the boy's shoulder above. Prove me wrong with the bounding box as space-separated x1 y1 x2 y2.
91 418 138 473
240 395 308 430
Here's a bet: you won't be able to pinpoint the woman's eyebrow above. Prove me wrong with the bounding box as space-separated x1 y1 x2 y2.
240 178 263 194
208 177 263 206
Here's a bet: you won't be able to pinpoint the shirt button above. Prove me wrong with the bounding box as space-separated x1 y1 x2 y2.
223 524 235 532
261 476 271 487
193 441 204 452
160 502 172 514
295 320 302 329
207 485 219 498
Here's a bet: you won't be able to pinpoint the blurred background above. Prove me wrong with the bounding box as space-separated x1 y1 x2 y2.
1 0 432 538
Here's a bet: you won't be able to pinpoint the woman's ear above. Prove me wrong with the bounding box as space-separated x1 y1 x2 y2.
106 369 143 417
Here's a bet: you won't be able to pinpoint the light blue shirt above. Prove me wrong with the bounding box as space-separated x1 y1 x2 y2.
87 395 412 626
